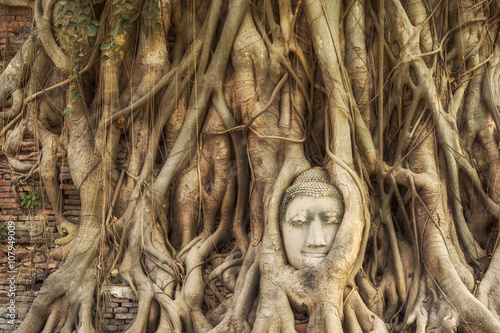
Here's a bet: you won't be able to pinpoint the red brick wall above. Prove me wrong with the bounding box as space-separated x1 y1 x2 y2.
0 141 138 332
0 136 64 332
0 7 142 332
0 5 32 73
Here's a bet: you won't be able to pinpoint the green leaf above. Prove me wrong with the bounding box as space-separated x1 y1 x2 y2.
92 19 100 26
85 25 97 36
154 22 161 31
130 12 140 21
142 10 153 19
112 0 120 4
100 55 110 63
72 56 81 62
79 13 87 20
68 22 76 29
110 22 120 35
153 6 160 14
124 1 134 9
100 42 111 50
65 10 73 16
59 0 68 4
63 107 71 116
112 8 121 15
84 7 91 14
70 91 81 103
70 35 77 42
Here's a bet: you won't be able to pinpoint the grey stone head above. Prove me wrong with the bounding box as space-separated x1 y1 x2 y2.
279 168 343 225
279 168 344 269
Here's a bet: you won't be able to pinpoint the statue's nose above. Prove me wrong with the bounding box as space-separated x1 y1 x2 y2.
306 217 326 247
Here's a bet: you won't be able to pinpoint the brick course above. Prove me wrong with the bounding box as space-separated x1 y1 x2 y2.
0 5 32 73
0 135 139 332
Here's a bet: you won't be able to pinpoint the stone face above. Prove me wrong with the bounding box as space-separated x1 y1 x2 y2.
282 196 343 269
280 169 344 270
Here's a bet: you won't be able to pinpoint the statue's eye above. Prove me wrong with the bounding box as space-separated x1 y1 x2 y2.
289 215 307 225
324 213 340 224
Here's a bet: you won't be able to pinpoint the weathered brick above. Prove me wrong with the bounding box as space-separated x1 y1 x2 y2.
110 297 129 303
63 190 79 196
63 199 81 205
17 155 37 161
113 307 128 313
59 184 77 190
1 210 18 215
115 313 136 320
0 215 17 221
37 209 54 215
63 205 81 211
0 203 20 209
121 302 137 307
18 216 43 221
101 324 118 331
59 173 72 181
63 210 81 216
117 324 131 330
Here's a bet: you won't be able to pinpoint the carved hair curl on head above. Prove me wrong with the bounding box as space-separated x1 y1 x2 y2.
279 168 343 224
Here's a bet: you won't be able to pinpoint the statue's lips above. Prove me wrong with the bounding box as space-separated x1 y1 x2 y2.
301 251 328 258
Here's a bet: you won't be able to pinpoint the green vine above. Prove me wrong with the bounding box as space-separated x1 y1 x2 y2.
55 0 101 115
53 0 160 114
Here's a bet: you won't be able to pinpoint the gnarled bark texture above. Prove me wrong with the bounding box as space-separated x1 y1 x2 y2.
2 0 500 332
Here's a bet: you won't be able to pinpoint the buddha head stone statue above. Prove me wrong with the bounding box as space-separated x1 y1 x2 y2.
279 169 344 269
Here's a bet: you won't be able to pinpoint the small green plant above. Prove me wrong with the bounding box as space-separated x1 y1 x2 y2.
0 225 7 240
20 188 40 210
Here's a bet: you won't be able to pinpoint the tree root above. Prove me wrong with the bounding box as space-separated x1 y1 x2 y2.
14 240 99 333
0 89 23 120
344 289 387 333
0 35 35 105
